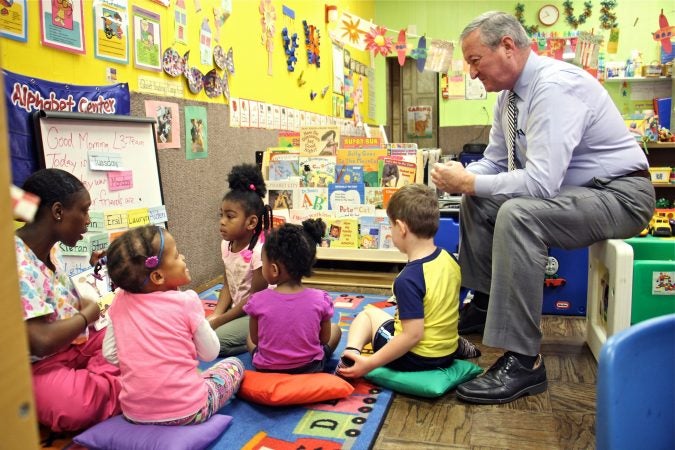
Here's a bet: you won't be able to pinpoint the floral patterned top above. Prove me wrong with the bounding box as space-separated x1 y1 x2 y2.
15 236 88 361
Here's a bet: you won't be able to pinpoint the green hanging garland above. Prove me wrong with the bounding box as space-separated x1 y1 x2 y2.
563 1 593 29
515 3 539 35
599 0 618 29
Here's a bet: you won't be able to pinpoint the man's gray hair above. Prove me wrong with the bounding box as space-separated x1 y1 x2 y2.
460 11 530 49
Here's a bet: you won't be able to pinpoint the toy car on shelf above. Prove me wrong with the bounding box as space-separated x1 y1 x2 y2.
648 216 672 237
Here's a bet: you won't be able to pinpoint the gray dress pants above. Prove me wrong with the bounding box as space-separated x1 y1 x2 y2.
459 176 655 355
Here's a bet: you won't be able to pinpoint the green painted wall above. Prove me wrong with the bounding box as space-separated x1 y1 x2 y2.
374 0 671 126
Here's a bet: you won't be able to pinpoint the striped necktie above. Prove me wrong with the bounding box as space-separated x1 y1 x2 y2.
506 91 518 171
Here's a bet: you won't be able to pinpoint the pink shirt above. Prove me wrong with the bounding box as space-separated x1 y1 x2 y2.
220 239 264 308
108 289 206 422
244 288 333 370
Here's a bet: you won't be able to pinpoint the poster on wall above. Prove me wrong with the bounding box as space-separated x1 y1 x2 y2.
406 106 432 138
0 0 27 42
332 43 344 94
184 105 207 160
132 6 161 72
4 69 131 186
93 0 129 64
144 100 180 149
39 0 86 54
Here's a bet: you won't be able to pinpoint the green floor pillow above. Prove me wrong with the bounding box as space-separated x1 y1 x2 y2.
365 359 483 398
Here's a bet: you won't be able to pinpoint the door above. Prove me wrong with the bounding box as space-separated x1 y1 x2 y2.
387 57 438 148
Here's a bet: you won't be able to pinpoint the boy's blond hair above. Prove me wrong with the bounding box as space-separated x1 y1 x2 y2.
386 184 439 239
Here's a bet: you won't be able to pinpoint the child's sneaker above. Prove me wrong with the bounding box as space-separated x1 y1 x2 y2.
455 336 481 359
334 347 361 376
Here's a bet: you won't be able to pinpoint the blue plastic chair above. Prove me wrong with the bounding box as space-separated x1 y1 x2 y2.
596 313 675 450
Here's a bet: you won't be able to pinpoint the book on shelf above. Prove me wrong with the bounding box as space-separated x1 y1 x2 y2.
268 154 300 181
278 130 300 148
358 216 388 249
333 203 376 217
378 222 394 249
298 187 329 210
70 265 115 331
336 148 388 187
339 136 385 149
322 218 359 248
335 164 364 184
378 157 417 187
299 126 339 156
299 156 336 187
266 178 301 211
364 186 384 209
382 187 398 209
328 182 365 209
289 208 335 223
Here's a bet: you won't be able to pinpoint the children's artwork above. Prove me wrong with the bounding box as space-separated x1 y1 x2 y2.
335 11 373 51
162 48 186 77
332 43 344 93
39 0 86 54
186 67 204 94
0 0 27 42
300 126 339 157
573 31 603 69
411 36 427 73
199 18 212 65
303 20 320 67
213 5 230 40
203 69 223 98
184 106 208 160
364 26 393 57
144 100 180 149
174 0 187 44
424 39 453 73
132 6 161 72
259 0 276 75
93 0 128 64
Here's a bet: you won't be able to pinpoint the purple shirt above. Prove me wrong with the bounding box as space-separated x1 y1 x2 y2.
244 288 333 370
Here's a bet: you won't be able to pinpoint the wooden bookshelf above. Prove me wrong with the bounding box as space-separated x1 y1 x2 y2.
316 247 408 263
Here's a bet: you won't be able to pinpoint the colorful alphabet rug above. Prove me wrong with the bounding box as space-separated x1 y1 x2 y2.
198 285 395 450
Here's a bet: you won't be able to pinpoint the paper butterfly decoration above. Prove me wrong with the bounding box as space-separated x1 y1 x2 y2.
221 72 230 103
309 90 317 100
214 46 234 74
282 27 299 72
185 67 204 94
365 26 393 57
297 70 306 87
321 85 329 98
303 20 320 67
203 69 223 98
162 47 186 77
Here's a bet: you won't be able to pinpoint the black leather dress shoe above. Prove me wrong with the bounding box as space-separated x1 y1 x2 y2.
456 352 547 404
458 302 487 334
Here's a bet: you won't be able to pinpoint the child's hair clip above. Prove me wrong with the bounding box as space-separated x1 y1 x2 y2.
145 255 160 269
249 183 256 191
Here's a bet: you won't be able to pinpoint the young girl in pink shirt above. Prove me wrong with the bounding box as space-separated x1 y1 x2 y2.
103 225 244 425
209 164 272 356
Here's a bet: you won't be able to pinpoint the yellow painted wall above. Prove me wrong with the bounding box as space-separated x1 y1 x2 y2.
0 0 374 118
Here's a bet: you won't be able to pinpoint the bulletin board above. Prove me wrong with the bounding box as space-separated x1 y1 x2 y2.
32 110 165 275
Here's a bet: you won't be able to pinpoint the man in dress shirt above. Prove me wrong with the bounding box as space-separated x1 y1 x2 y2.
431 11 654 404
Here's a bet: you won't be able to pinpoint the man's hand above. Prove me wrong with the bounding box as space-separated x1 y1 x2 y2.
430 161 476 195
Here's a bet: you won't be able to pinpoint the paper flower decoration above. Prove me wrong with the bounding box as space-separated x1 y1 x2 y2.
364 26 393 57
341 16 366 46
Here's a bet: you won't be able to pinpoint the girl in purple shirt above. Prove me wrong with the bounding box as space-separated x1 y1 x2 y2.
244 219 342 373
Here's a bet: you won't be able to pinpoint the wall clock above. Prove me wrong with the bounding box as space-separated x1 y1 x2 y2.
538 4 560 26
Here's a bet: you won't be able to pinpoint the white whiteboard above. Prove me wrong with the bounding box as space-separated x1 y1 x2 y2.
34 111 164 276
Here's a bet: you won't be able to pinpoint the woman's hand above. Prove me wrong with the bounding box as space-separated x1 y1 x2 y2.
89 250 106 267
79 297 101 323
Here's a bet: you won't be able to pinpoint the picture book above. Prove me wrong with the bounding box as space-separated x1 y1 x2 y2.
299 126 339 156
323 218 359 248
328 182 365 209
382 187 398 209
364 187 384 209
289 209 335 224
271 214 287 229
298 187 329 210
378 222 395 249
266 178 301 211
299 156 336 187
278 130 300 148
335 164 364 184
358 216 388 249
333 203 376 218
70 265 115 331
339 136 385 149
336 148 388 187
268 154 300 181
378 157 417 188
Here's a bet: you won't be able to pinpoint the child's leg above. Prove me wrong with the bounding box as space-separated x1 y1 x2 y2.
215 316 249 356
327 323 342 354
197 357 245 421
345 307 393 352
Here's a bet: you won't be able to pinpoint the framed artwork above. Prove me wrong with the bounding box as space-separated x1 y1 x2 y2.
39 0 86 54
0 0 28 42
132 6 161 72
144 100 180 149
184 105 208 160
93 0 128 64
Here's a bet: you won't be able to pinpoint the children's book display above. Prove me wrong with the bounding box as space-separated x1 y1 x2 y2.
262 130 423 257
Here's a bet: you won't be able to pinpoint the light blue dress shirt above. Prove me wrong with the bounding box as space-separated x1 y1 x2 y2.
468 52 649 198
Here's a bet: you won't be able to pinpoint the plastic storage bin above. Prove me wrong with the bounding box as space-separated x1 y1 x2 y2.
542 247 589 316
435 210 460 255
625 236 675 324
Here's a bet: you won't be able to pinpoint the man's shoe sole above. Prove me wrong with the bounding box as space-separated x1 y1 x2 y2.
456 380 548 404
